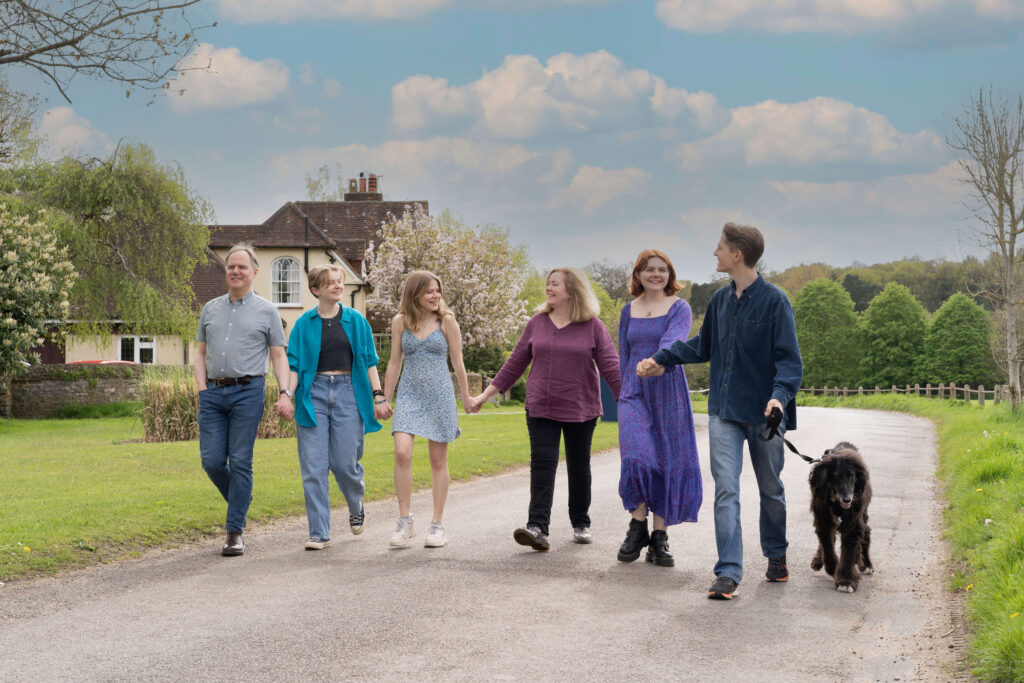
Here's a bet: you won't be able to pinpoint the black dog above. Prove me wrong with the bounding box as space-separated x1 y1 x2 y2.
808 442 873 593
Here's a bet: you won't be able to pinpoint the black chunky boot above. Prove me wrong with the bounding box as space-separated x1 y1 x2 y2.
617 517 650 562
646 529 674 567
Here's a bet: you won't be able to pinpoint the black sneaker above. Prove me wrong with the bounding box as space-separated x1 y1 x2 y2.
350 505 365 535
707 576 738 600
765 554 789 582
513 525 550 552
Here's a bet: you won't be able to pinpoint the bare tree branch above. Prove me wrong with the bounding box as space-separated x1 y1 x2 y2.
0 0 212 102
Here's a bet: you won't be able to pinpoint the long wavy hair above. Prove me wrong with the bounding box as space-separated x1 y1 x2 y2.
534 267 600 322
399 270 452 331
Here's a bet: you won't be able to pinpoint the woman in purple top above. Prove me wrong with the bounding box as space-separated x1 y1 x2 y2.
468 267 621 551
616 250 702 567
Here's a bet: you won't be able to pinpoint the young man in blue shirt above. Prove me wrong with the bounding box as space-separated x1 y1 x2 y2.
638 223 802 599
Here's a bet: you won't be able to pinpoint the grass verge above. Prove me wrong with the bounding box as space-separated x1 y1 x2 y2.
0 402 618 583
798 393 1024 682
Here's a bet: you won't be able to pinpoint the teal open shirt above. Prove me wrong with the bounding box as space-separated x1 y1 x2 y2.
286 305 382 433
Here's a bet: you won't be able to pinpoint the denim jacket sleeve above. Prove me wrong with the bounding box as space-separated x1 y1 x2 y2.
770 295 803 408
652 297 714 368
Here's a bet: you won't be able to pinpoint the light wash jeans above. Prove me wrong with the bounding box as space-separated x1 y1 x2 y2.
708 415 788 584
198 377 266 533
296 374 365 540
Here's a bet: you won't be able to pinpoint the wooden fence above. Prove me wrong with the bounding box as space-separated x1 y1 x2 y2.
800 383 1012 406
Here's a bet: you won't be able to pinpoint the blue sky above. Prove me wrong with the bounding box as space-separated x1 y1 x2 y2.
7 0 1024 282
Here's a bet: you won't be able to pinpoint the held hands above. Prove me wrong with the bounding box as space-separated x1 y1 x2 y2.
273 395 294 421
374 401 393 421
764 398 783 417
464 394 484 414
636 358 666 378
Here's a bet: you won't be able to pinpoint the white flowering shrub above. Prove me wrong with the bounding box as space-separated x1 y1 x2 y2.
364 205 530 348
0 204 76 378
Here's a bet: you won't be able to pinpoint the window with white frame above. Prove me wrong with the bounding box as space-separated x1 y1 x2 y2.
272 257 301 305
120 336 155 364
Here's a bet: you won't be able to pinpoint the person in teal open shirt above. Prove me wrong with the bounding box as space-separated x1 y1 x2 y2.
283 264 389 550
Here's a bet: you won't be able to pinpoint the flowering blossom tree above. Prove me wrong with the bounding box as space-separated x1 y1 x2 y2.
364 204 530 348
0 203 76 378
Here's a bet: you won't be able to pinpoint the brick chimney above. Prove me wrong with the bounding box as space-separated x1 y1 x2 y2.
344 171 383 202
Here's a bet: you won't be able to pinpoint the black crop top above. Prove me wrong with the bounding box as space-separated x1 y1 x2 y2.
317 309 353 372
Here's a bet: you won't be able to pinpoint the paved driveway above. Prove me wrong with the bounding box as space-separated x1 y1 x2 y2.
0 407 960 681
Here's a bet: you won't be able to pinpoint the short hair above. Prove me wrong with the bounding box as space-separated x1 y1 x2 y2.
399 270 452 330
307 264 344 295
629 250 683 297
226 242 259 270
534 267 600 322
721 223 764 269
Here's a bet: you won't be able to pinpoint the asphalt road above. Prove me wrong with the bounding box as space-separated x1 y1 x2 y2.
0 407 961 681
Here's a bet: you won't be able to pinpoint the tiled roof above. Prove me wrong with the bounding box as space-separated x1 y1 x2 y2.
190 247 227 309
206 198 428 272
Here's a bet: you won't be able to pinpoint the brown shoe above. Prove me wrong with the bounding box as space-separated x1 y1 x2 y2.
222 530 244 556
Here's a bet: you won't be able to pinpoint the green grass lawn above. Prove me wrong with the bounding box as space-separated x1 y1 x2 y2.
0 402 618 582
799 393 1024 682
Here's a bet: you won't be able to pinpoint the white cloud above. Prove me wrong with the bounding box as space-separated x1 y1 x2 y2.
655 0 1024 34
218 0 610 22
39 107 114 157
562 165 651 214
391 50 722 138
166 43 290 112
768 162 964 219
269 137 574 197
323 78 342 99
272 108 328 135
668 97 945 170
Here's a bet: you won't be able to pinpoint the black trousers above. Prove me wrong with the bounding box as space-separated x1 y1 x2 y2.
525 413 598 535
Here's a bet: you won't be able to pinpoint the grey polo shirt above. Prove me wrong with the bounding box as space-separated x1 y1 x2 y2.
196 291 286 379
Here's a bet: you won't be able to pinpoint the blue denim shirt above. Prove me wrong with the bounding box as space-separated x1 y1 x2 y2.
652 275 802 429
287 305 382 433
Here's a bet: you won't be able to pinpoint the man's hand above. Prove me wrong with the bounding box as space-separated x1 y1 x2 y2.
764 398 783 417
637 358 666 378
274 395 294 420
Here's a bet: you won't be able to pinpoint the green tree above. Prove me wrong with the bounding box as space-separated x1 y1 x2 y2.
859 283 929 387
916 293 998 387
0 77 37 166
0 202 76 378
793 279 860 388
5 143 212 338
841 271 883 312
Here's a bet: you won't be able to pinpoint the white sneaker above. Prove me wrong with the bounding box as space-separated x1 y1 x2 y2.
389 515 415 547
424 521 447 548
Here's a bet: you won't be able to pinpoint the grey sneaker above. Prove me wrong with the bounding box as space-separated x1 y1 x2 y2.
572 526 593 544
513 525 550 551
389 515 415 547
766 554 789 582
708 576 739 600
424 521 447 548
304 537 330 550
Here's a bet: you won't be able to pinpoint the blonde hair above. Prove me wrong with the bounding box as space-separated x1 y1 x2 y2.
226 242 259 270
535 267 600 322
307 264 344 296
399 270 452 331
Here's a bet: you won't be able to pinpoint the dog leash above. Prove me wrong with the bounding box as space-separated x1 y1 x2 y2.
760 406 826 464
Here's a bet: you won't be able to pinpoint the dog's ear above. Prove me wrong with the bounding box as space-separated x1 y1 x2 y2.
854 460 869 494
809 461 830 491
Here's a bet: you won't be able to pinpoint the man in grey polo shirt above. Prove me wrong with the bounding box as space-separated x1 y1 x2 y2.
195 243 293 556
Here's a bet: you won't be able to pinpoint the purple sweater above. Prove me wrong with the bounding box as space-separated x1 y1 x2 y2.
492 313 622 422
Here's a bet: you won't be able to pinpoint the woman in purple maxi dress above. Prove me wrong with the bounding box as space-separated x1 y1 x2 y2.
616 250 702 567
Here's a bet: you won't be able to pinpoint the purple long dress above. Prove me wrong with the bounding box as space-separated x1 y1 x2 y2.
617 299 703 525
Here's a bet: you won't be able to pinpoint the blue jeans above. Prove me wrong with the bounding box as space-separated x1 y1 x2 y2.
198 377 266 533
296 374 365 540
708 415 788 583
